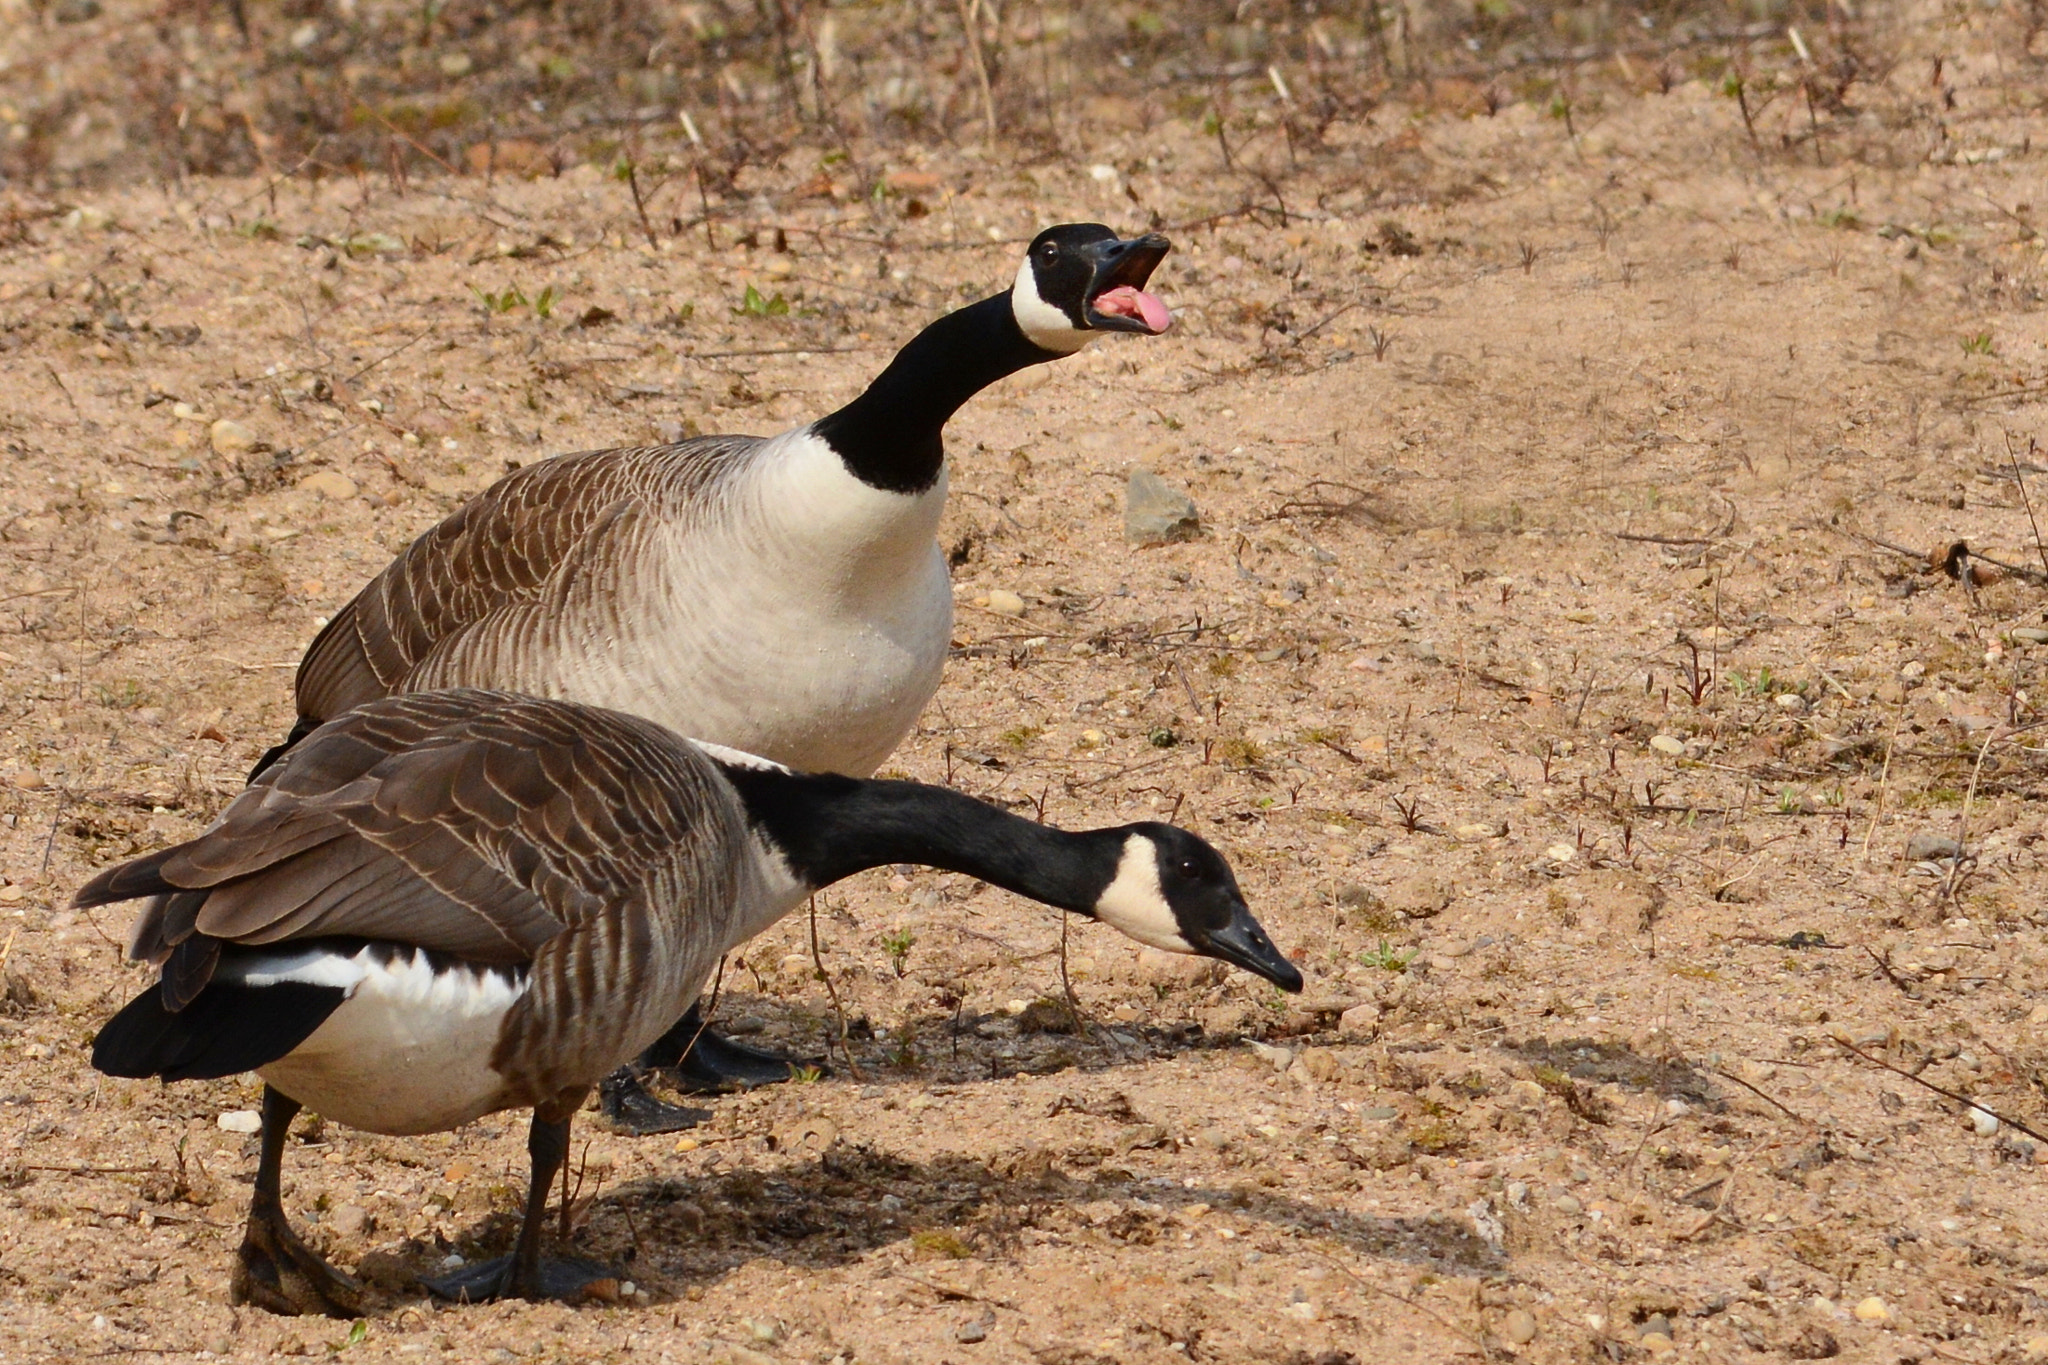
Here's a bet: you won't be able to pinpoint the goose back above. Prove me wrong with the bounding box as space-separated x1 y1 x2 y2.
296 434 949 777
90 691 760 1132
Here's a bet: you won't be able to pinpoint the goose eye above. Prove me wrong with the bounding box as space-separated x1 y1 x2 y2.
1038 241 1059 259
1176 858 1199 878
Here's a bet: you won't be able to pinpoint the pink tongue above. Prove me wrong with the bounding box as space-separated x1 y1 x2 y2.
1093 285 1173 333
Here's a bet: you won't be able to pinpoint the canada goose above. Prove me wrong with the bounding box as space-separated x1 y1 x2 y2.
89 689 1298 1314
255 224 1173 1126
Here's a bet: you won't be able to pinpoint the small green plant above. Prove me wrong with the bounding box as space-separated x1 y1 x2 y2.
911 1228 972 1259
1775 785 1803 814
881 927 915 976
473 284 528 315
789 1065 824 1084
734 282 790 318
998 725 1042 750
1360 940 1417 973
1728 666 1779 697
473 283 563 319
333 1319 369 1350
1215 736 1265 768
1207 652 1237 678
96 679 154 709
239 217 282 241
1962 331 1995 355
1147 727 1178 748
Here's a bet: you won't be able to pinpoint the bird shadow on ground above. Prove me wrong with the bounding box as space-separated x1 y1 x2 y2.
353 1144 1500 1312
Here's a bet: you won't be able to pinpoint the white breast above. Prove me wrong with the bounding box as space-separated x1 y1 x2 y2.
242 948 528 1136
551 430 954 777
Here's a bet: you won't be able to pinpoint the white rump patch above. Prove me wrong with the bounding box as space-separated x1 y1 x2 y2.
252 947 529 1136
690 739 794 773
1011 258 1093 354
1093 833 1193 952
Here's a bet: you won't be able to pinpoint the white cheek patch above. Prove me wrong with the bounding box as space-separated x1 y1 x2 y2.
1093 833 1193 952
1011 258 1094 355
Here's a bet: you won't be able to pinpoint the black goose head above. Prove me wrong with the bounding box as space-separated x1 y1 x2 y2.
1092 823 1302 992
1010 223 1174 353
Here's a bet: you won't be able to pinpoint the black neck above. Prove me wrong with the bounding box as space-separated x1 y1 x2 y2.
721 765 1127 912
811 291 1062 494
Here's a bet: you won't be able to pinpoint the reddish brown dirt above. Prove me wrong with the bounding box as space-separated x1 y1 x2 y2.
2 7 2048 1363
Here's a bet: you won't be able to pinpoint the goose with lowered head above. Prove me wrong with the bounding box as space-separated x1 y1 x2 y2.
88 688 1298 1314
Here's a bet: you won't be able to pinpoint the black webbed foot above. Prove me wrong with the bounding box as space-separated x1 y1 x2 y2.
230 1197 363 1318
423 1253 619 1304
597 1068 713 1135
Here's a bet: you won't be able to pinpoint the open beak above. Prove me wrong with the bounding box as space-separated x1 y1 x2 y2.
1081 232 1174 334
1189 902 1303 993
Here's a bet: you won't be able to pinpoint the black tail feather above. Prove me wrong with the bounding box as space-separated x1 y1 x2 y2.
92 981 345 1082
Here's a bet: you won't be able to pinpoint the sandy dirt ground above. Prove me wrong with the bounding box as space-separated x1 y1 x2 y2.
3 7 2048 1364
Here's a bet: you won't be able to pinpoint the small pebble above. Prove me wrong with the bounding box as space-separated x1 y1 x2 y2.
299 469 359 501
1648 734 1686 756
1639 1332 1674 1356
982 589 1026 617
208 418 258 455
1906 832 1964 861
1338 1003 1380 1037
2013 627 2048 646
1247 1040 1294 1073
1552 1193 1583 1215
1503 1308 1538 1344
1773 692 1807 713
216 1109 261 1134
1853 1296 1889 1323
1970 1106 2000 1137
2021 1335 2048 1360
1124 468 1201 545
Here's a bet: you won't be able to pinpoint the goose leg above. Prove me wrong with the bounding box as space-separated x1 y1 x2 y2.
424 1111 616 1303
230 1085 363 1317
598 1003 826 1136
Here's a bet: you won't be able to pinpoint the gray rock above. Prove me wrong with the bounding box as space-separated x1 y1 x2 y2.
1905 832 1964 862
1384 873 1453 918
1125 468 1200 545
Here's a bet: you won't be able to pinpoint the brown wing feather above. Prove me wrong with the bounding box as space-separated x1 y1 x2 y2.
80 691 739 1003
295 440 755 721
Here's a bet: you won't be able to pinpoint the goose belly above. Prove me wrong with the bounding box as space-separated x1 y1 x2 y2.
247 949 527 1137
